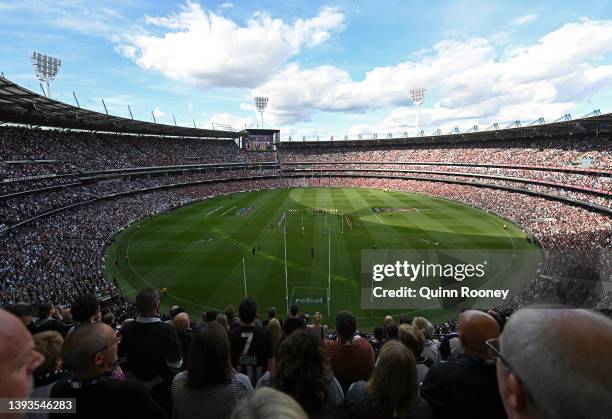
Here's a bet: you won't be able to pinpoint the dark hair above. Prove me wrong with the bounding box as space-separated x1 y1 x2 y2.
102 312 115 326
239 297 257 324
135 288 159 315
336 311 356 342
290 304 299 316
169 306 186 319
373 326 385 341
186 323 233 389
225 305 235 322
5 303 34 318
204 309 218 322
272 330 331 414
37 302 54 318
268 306 277 319
399 315 412 325
71 294 99 322
384 324 398 340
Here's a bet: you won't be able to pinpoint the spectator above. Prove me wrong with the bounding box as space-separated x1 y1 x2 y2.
33 303 69 336
0 308 45 415
398 324 430 384
119 287 182 412
229 297 273 387
307 312 328 340
492 309 612 419
399 315 412 325
421 310 505 419
49 322 165 419
5 303 37 334
258 329 345 419
101 312 116 329
231 387 308 419
225 305 240 329
283 304 306 336
29 331 68 401
413 317 440 362
171 322 253 419
345 340 433 419
216 313 230 331
173 312 193 370
369 326 386 356
263 306 282 328
325 311 375 394
68 294 100 334
203 309 218 323
169 306 186 321
266 318 283 354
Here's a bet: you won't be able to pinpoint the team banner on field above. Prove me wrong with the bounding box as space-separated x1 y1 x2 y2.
360 248 547 310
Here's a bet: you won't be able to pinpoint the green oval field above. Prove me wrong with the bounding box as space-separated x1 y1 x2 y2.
104 187 541 326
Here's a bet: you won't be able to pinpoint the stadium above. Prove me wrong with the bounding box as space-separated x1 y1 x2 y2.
1 3 611 419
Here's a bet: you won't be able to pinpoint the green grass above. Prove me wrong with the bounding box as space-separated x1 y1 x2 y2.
104 187 540 328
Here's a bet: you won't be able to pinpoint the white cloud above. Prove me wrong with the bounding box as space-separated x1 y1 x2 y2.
207 112 255 130
116 1 344 88
252 18 612 130
219 2 234 9
511 13 538 26
153 107 166 119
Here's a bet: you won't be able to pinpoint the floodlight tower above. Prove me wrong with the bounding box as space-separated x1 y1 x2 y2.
409 87 427 137
254 96 269 129
31 52 62 98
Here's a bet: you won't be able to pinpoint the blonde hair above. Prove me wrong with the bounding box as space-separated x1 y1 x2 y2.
267 318 283 351
398 324 425 358
33 330 63 376
231 387 307 419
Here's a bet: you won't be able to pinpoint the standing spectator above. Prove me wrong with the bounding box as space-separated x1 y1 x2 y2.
307 312 328 340
216 313 230 331
263 306 282 328
493 309 612 419
33 303 70 336
325 311 375 394
283 304 306 336
421 310 505 419
173 312 193 370
225 305 240 330
49 323 165 419
29 331 69 401
345 340 433 419
0 308 44 417
68 294 100 334
229 297 273 387
101 312 116 329
6 303 37 334
258 330 345 419
266 318 283 354
119 287 182 412
172 322 253 419
398 324 431 384
413 317 440 362
203 309 218 324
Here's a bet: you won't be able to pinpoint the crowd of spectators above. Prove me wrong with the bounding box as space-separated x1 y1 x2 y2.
2 293 611 418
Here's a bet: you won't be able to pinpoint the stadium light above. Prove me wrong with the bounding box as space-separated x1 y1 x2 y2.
31 52 61 99
409 87 427 137
254 97 269 129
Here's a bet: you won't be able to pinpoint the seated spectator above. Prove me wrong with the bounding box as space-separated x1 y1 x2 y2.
266 318 283 354
325 311 375 394
119 288 182 413
49 322 165 419
29 331 69 400
171 322 253 419
258 329 345 419
346 340 433 419
225 305 240 329
283 304 306 336
173 312 193 370
231 387 308 419
398 324 431 384
33 303 70 336
369 326 385 356
493 309 612 419
399 315 412 325
101 312 116 329
421 310 505 419
307 312 328 340
0 309 45 413
229 297 273 387
438 329 462 360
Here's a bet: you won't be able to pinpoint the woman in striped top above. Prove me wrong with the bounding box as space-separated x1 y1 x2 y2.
171 322 253 419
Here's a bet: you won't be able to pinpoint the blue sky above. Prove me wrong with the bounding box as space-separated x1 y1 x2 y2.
1 0 611 139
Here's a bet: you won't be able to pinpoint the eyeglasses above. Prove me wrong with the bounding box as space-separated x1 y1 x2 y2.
91 334 121 359
486 337 537 407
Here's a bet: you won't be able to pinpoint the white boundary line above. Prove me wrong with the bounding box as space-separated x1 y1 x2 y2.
221 205 237 215
205 206 224 215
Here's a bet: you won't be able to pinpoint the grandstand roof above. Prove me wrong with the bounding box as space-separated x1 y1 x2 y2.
0 77 241 139
280 112 612 147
